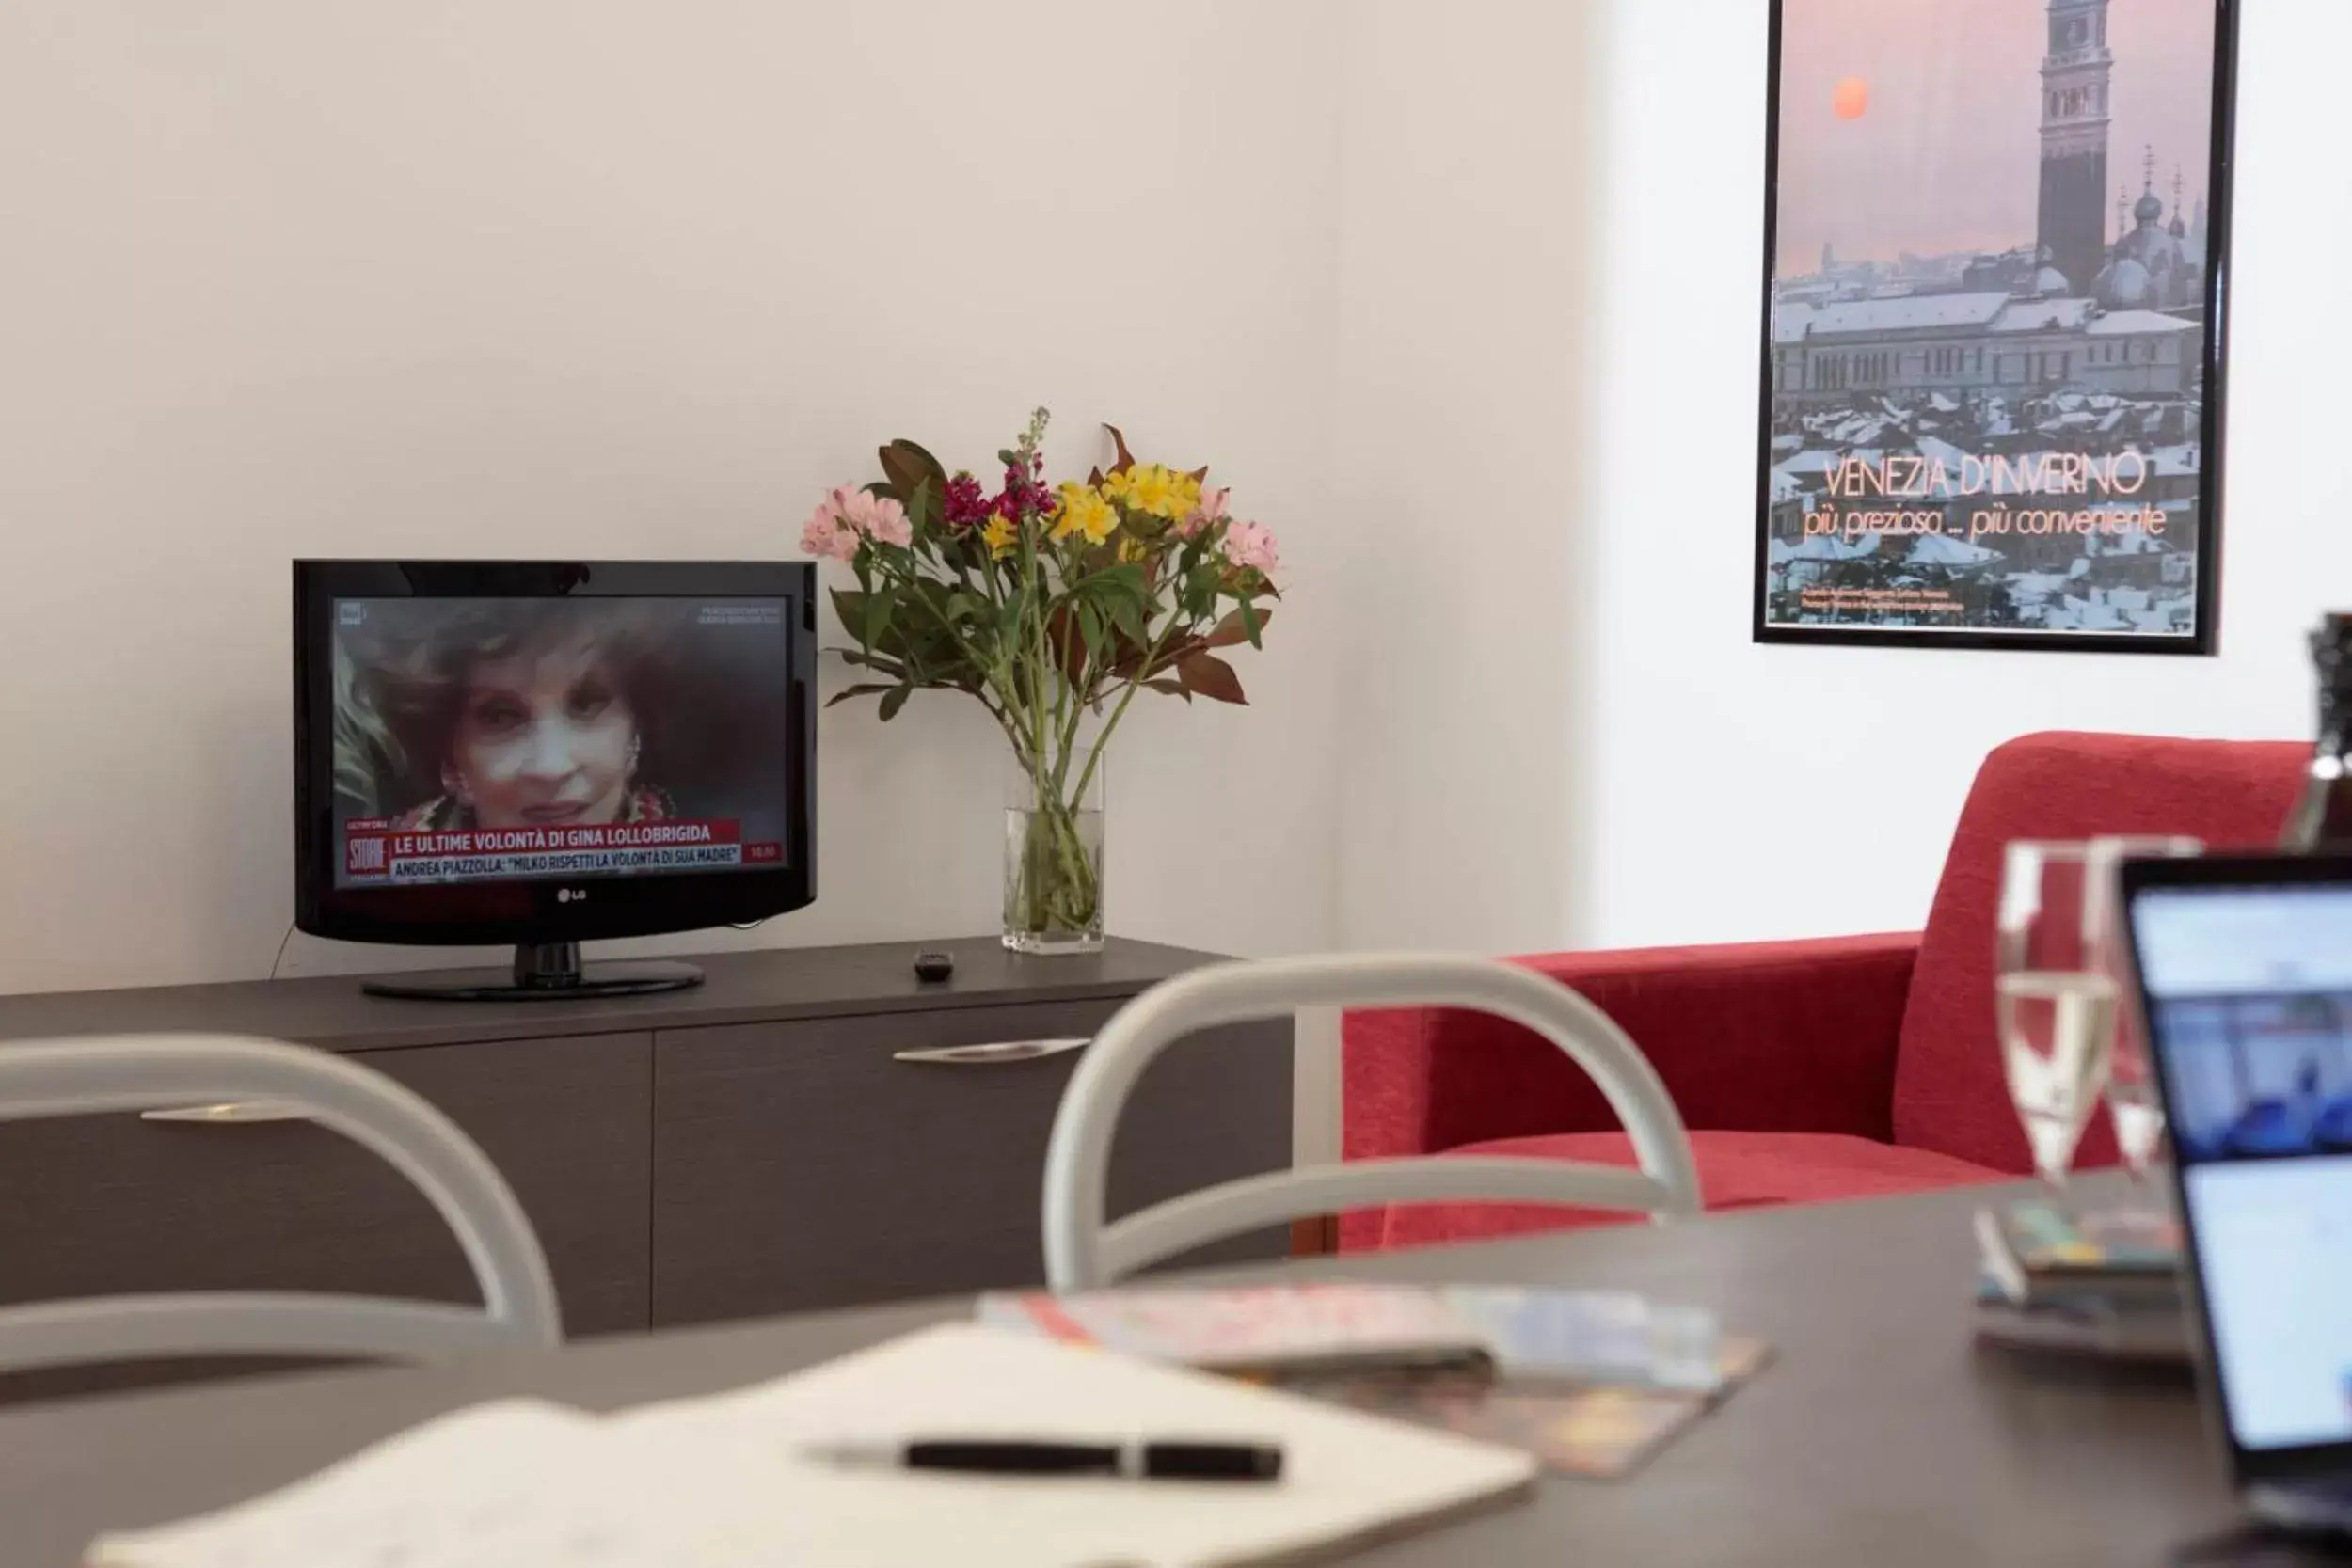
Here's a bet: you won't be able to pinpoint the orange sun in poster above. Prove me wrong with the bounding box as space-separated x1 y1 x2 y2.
1832 76 1869 120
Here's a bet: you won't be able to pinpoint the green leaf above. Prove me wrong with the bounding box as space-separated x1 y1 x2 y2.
909 478 939 533
1107 593 1148 649
863 586 897 651
824 683 898 708
1239 597 1263 649
831 647 911 678
1090 568 1151 639
1092 562 1147 599
946 591 984 625
1184 564 1221 618
879 685 913 722
832 588 870 645
1143 678 1189 699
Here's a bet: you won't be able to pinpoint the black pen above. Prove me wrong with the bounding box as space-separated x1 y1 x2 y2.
803 1436 1285 1482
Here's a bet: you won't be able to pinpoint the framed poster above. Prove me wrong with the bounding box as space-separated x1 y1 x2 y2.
1755 0 2237 653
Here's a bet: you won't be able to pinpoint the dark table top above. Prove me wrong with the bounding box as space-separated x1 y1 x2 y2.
0 1176 2280 1567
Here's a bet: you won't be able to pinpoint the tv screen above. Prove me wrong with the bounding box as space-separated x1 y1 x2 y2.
330 596 797 888
294 561 816 998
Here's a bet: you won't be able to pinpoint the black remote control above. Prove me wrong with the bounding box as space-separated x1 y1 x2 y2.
913 950 956 984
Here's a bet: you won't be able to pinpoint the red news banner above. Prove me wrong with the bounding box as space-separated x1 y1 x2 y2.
343 819 782 882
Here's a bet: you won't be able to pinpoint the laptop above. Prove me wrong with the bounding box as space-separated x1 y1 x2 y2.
2121 851 2352 1531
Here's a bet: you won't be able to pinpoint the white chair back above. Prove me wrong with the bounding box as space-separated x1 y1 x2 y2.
1042 954 1701 1291
0 1034 561 1373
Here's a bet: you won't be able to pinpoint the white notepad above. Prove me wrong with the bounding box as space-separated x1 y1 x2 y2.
88 1324 1539 1568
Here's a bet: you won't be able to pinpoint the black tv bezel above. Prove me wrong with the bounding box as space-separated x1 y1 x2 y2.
294 559 817 949
2116 850 2352 1489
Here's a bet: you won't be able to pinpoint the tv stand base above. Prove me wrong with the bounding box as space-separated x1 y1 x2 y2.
361 942 704 1002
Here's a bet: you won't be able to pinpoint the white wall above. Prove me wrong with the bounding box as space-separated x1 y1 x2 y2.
1329 0 1605 955
0 0 1347 995
1577 0 2349 948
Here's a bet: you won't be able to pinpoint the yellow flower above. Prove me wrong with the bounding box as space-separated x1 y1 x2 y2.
1116 534 1148 564
1053 483 1118 545
980 513 1018 557
1123 464 1186 519
1101 463 1200 520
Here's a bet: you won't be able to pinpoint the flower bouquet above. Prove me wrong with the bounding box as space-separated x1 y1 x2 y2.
805 409 1280 953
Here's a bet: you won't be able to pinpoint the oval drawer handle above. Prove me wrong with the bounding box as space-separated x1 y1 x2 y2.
138 1101 310 1125
892 1037 1090 1067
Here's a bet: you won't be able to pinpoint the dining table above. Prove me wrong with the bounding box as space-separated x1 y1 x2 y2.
0 1173 2308 1567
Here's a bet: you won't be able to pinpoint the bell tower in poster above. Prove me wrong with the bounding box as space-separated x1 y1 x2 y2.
2038 0 2114 297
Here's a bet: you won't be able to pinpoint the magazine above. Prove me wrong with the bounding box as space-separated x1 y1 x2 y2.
977 1284 1772 1480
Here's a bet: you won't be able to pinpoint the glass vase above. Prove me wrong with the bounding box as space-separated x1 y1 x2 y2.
1002 732 1106 956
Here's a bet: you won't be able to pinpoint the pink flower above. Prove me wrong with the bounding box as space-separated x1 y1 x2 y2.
1221 518 1280 575
799 499 855 563
802 484 913 561
842 488 912 548
799 490 860 563
1177 485 1230 540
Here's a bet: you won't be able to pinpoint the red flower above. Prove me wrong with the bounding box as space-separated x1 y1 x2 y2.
943 471 992 533
997 458 1056 521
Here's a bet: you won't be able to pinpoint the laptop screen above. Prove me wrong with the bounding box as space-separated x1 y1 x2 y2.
2132 882 2352 1455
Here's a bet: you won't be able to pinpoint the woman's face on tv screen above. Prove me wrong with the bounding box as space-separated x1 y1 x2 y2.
447 639 638 828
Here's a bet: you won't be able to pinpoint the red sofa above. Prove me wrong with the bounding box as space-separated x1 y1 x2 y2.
1342 732 2308 1251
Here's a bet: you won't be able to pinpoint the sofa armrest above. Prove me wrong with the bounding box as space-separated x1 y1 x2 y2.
1343 933 1919 1163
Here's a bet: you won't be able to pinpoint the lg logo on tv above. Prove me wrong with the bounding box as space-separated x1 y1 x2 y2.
556 888 588 905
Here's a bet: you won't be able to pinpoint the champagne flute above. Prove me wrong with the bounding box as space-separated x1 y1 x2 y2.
1996 841 2118 1190
2085 834 2203 1181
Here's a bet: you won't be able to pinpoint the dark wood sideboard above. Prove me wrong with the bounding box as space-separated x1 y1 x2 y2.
0 937 1293 1388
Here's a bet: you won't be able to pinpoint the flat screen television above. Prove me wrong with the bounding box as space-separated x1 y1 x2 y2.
294 560 817 1000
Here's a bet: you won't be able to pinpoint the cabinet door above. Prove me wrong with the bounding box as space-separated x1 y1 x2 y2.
651 1003 1293 1326
0 1030 652 1398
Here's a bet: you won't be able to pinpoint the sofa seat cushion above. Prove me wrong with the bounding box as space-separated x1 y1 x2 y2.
1375 1130 2007 1250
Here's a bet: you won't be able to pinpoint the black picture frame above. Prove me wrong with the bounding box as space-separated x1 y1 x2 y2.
1753 0 2239 654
